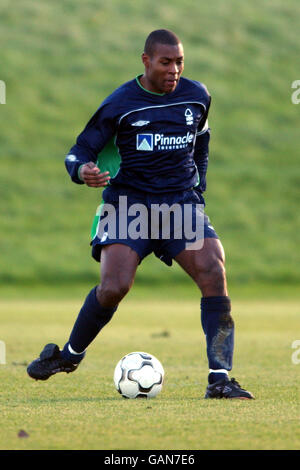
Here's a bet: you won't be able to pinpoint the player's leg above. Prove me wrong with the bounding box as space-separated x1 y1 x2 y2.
175 238 254 399
61 244 139 359
27 244 140 380
175 238 233 380
97 243 140 308
175 237 227 297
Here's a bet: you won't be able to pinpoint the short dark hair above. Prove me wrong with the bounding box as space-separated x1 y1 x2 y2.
144 29 181 57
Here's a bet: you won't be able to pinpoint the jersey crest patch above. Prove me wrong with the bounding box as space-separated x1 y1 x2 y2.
185 108 193 125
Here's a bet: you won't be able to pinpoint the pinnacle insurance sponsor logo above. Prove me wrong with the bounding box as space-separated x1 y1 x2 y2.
136 131 194 151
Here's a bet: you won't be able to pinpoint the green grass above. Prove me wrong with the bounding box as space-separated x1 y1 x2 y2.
0 0 300 287
1 296 299 450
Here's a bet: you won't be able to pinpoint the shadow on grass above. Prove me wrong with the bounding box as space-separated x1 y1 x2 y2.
22 396 122 405
19 395 216 405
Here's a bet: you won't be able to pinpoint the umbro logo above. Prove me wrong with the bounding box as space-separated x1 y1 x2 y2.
131 120 150 126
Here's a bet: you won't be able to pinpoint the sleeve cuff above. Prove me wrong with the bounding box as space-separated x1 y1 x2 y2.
77 164 85 182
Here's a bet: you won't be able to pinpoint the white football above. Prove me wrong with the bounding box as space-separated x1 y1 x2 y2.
114 351 164 399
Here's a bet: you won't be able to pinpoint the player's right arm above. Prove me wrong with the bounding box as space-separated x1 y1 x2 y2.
65 101 116 187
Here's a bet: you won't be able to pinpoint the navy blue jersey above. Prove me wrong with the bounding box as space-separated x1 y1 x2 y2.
65 75 211 193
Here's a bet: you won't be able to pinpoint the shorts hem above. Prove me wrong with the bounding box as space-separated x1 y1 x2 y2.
91 239 145 263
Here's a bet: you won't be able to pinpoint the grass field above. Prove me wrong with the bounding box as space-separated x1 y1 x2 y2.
1 291 299 450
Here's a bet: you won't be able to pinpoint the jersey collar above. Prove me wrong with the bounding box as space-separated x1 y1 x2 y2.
135 75 165 96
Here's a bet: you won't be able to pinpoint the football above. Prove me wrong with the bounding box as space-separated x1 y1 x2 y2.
113 351 164 399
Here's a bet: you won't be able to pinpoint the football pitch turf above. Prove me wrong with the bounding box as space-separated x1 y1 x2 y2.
0 293 299 450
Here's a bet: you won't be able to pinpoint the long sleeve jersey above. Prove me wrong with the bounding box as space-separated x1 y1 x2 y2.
65 75 211 194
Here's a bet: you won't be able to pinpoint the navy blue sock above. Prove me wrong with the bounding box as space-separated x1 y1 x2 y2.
201 296 234 382
61 287 117 363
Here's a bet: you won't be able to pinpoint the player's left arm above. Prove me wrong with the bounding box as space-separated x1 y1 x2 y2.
192 85 211 193
193 118 210 194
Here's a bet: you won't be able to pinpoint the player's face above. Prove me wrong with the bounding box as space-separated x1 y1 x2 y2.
141 43 184 94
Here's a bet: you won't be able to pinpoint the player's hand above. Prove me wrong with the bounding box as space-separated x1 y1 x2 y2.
79 162 110 188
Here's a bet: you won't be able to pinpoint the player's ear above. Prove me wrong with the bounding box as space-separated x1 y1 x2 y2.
142 52 150 68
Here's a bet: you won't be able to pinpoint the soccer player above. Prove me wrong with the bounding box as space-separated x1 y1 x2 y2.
27 29 254 399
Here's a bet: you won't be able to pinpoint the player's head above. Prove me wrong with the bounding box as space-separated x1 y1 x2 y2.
141 29 184 94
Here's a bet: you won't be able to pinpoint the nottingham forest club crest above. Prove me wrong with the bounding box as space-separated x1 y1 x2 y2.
185 108 193 125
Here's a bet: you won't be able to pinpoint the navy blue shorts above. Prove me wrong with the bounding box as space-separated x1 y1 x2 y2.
91 185 218 266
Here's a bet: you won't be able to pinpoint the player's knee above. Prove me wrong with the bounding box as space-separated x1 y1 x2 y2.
197 259 226 291
97 279 131 306
116 281 131 300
